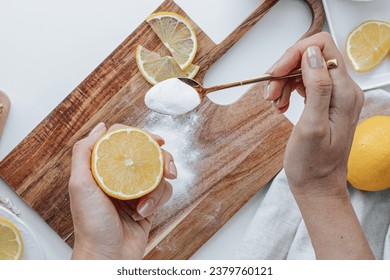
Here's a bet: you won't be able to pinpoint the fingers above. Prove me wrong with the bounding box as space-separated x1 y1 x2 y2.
149 133 165 146
135 179 173 219
163 150 177 179
132 149 176 219
300 46 332 124
265 32 346 114
149 181 173 212
70 122 107 189
277 103 290 114
273 78 294 109
265 79 288 102
272 32 347 78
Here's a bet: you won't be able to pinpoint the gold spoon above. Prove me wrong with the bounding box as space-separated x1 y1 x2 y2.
179 59 338 100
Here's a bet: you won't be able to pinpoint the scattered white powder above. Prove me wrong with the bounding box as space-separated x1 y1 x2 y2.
142 112 201 209
0 198 21 216
144 78 201 115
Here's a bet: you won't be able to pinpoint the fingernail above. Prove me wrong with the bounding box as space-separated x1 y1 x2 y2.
264 82 270 100
90 122 105 135
169 161 177 178
138 199 154 217
131 211 144 221
150 133 165 145
273 98 280 107
307 46 324 69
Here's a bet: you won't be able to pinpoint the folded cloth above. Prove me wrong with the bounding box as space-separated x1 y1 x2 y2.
236 169 390 259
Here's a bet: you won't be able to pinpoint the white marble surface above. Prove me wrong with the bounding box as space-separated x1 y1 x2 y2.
1 0 389 259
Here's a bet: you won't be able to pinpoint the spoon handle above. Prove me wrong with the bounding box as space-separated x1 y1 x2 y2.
204 59 338 94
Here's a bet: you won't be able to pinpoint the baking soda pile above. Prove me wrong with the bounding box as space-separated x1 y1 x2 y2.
144 78 201 115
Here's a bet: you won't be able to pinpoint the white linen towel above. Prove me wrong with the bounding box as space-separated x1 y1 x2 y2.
236 169 390 259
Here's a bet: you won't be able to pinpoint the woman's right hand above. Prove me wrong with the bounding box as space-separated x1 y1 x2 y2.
265 32 373 259
266 32 364 198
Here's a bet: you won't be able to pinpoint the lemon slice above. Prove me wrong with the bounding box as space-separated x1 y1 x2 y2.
0 218 24 260
146 12 198 70
135 45 199 85
346 20 390 72
91 127 164 200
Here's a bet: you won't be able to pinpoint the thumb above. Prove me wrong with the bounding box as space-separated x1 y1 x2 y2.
301 46 332 124
70 122 107 186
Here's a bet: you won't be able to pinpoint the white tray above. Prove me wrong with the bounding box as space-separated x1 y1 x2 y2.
0 206 45 259
322 0 390 90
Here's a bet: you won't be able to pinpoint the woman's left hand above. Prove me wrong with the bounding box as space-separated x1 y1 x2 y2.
69 123 177 259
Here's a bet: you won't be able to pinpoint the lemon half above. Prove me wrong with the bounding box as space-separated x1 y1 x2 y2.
91 127 164 200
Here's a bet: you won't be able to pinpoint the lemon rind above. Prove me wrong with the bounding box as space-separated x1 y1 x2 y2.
135 45 200 85
146 11 198 70
345 20 390 72
0 218 24 260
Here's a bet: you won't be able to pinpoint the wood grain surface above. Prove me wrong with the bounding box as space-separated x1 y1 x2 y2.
0 0 325 259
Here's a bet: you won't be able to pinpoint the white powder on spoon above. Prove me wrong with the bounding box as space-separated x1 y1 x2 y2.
144 78 201 115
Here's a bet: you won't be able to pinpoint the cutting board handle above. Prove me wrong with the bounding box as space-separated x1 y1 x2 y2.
216 0 279 57
302 0 326 38
197 0 324 79
219 0 324 53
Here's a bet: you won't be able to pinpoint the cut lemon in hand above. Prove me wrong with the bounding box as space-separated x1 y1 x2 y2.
136 45 199 85
146 12 197 70
0 218 24 260
91 127 164 200
346 20 390 72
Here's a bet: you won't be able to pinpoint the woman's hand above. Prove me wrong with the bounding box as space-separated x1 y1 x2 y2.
267 32 364 198
69 123 177 260
266 32 373 259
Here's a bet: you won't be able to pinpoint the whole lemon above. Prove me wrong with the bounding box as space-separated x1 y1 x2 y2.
347 115 390 191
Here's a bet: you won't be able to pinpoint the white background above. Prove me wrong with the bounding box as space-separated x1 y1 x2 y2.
0 0 389 259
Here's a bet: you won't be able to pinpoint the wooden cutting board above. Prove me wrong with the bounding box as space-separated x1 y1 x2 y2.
0 0 324 259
